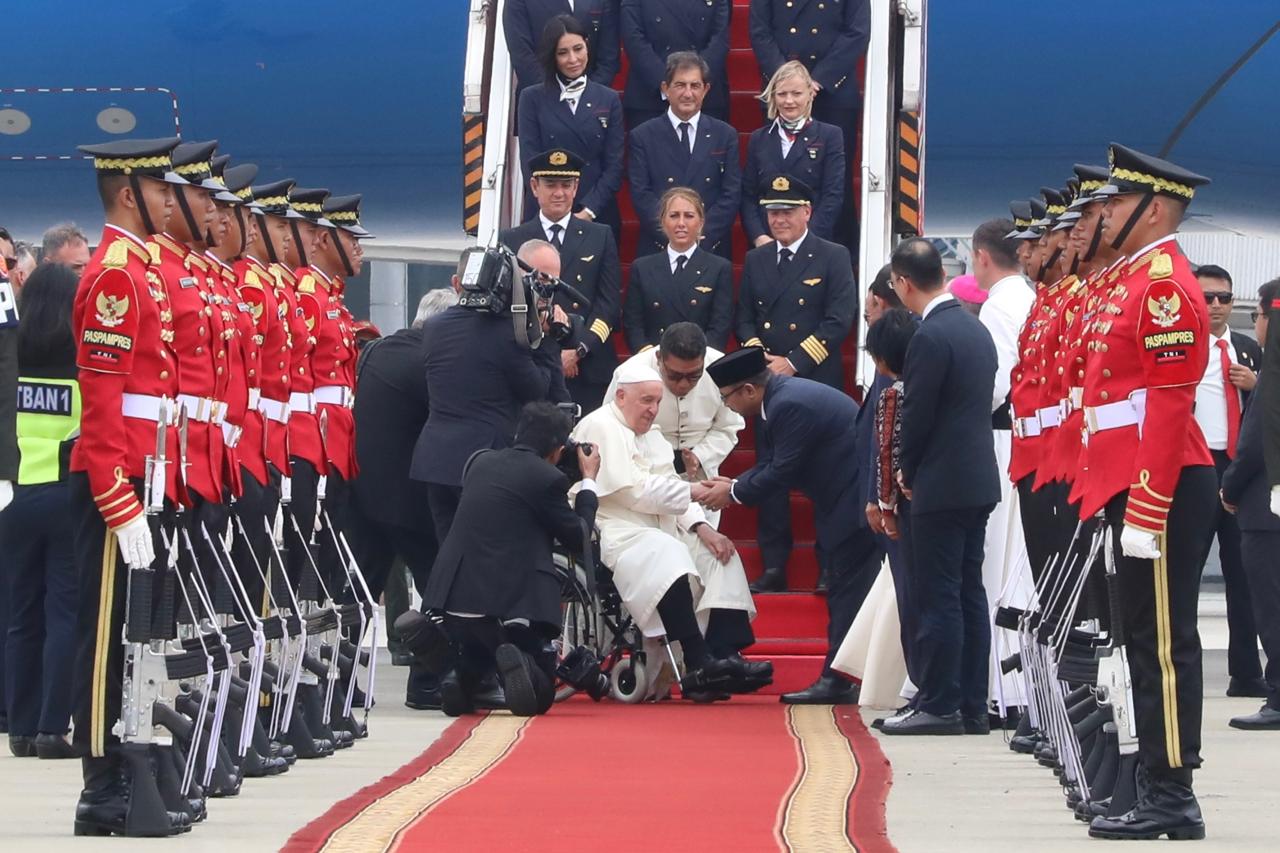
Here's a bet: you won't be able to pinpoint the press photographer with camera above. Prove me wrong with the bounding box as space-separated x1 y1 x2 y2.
401 402 600 716
409 240 574 547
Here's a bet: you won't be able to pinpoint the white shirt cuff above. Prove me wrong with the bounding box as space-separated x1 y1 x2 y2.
578 478 598 493
729 479 741 504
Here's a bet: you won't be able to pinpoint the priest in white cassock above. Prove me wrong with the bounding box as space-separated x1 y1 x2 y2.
571 360 770 697
973 219 1036 715
603 322 744 528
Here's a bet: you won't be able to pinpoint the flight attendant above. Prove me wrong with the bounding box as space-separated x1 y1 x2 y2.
518 14 625 238
741 61 845 247
623 187 733 352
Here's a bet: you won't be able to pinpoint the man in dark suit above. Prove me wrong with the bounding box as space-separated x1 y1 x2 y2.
1191 264 1267 697
350 289 457 615
701 347 881 704
627 52 741 259
505 0 620 95
406 403 600 716
881 238 1000 736
1221 277 1280 729
620 0 731 128
749 0 870 250
409 243 570 551
734 175 856 592
501 148 621 414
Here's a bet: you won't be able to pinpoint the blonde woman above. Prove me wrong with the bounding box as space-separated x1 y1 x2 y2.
741 60 846 247
623 187 733 352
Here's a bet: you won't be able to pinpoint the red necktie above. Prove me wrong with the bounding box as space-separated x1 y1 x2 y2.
1217 338 1240 457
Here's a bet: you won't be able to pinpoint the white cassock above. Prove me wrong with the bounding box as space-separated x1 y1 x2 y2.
604 347 745 527
570 401 755 638
979 274 1036 711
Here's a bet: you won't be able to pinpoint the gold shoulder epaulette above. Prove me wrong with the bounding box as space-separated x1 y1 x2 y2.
244 269 262 288
298 274 316 294
147 242 162 266
101 240 130 269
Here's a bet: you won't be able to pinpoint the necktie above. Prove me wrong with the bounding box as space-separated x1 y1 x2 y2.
1217 338 1240 457
549 223 563 249
778 247 793 269
678 121 691 154
675 254 687 274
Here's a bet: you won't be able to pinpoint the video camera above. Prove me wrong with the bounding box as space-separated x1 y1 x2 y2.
457 245 592 349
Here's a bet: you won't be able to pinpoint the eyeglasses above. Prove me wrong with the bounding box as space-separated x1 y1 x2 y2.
1203 292 1233 304
662 367 703 384
719 383 747 403
1250 309 1262 322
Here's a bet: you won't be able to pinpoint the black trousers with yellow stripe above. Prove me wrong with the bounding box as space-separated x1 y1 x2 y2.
1104 465 1216 776
69 472 135 774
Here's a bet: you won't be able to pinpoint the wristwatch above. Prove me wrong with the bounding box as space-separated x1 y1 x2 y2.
575 341 589 359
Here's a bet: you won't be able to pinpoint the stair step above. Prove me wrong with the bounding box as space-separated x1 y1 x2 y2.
751 591 829 639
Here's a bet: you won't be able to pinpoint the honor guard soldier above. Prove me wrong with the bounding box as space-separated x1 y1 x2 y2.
749 0 870 250
627 51 742 259
734 174 855 593
501 148 621 413
69 136 191 836
1077 144 1214 841
620 0 731 127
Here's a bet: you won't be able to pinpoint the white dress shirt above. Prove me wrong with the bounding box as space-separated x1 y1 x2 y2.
921 291 955 320
539 211 573 244
978 274 1035 413
776 230 808 261
667 109 701 153
667 244 694 274
1195 330 1237 451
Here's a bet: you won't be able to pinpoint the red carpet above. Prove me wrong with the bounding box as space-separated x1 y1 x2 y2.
284 698 893 853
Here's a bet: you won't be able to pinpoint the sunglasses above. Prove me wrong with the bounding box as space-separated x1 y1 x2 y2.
1250 309 1263 322
1203 292 1233 304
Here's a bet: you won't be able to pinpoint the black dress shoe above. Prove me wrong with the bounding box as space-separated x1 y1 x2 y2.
8 734 36 757
406 686 444 711
780 674 859 705
1229 703 1280 730
1227 676 1271 698
681 658 736 694
723 653 774 694
683 689 731 703
439 670 473 717
871 704 912 730
880 709 965 736
1009 732 1039 754
35 732 81 759
814 566 829 595
1089 773 1205 840
963 715 991 735
470 675 507 711
73 795 191 838
749 566 788 594
496 643 541 717
269 741 297 765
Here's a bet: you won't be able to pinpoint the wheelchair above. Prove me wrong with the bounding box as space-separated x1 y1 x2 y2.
551 541 685 704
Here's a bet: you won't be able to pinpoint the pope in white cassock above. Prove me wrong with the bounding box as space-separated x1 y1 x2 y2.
571 359 770 697
603 322 745 528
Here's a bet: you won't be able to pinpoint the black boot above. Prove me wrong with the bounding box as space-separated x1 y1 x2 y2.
35 732 82 759
1089 769 1205 840
74 747 192 837
780 674 858 705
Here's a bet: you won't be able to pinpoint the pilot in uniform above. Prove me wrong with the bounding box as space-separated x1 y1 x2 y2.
749 0 871 250
1077 144 1215 841
620 0 732 128
501 148 621 413
734 175 855 592
68 137 190 837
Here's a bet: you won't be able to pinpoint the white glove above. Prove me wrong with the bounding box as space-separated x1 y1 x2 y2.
0 480 12 513
114 514 156 570
1271 486 1280 519
1120 525 1161 560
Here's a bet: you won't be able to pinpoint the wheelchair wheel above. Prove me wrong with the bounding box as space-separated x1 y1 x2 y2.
609 656 647 704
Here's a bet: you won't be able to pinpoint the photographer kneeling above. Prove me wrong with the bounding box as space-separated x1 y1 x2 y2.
402 403 599 717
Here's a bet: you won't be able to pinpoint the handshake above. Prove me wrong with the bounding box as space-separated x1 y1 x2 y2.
690 475 736 511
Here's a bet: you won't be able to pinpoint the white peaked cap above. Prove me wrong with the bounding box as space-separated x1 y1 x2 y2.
615 360 663 385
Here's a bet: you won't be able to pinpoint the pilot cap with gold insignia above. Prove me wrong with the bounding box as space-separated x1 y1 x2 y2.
250 178 306 219
291 187 335 227
759 174 813 209
77 136 188 185
528 148 584 179
1096 143 1210 201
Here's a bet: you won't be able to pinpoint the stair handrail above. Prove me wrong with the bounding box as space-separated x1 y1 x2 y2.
468 0 524 247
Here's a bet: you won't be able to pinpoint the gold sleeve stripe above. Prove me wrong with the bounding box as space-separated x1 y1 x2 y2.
1132 470 1173 503
744 337 764 348
1123 518 1164 535
1126 496 1171 513
590 320 611 343
96 491 137 513
103 502 143 526
1124 507 1168 526
93 467 132 502
800 336 829 363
